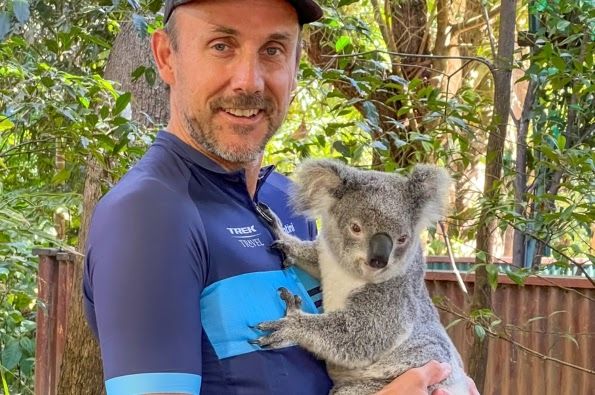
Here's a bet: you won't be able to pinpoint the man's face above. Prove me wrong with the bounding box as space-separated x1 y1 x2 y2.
164 0 300 165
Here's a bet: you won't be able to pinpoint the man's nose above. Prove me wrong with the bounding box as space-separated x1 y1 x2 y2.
230 54 265 94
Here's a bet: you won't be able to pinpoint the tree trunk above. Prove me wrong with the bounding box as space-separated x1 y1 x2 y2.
512 80 537 266
55 160 106 395
57 21 169 394
468 0 517 392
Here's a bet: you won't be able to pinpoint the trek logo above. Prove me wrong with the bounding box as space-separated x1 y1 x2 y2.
226 222 297 248
227 224 264 248
227 225 258 236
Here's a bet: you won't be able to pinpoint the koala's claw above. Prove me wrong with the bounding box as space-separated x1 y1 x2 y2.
249 319 291 349
255 319 284 332
250 334 285 349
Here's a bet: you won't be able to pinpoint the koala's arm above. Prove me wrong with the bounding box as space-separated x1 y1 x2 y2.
273 234 321 278
284 306 410 369
257 285 412 369
268 211 321 278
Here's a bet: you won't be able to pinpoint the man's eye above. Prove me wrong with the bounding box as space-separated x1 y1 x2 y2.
212 43 228 51
265 47 281 56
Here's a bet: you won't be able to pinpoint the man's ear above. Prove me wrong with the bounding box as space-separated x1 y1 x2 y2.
291 159 348 217
151 29 175 86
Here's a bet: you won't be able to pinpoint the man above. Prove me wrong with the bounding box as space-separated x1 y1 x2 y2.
83 1 478 394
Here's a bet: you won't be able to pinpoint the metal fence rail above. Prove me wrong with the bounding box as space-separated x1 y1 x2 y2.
33 250 594 394
426 269 594 395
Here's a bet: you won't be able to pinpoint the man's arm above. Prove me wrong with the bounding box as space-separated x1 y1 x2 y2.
376 361 480 395
85 182 206 395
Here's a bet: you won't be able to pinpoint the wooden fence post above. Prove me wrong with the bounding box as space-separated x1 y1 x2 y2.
33 248 77 395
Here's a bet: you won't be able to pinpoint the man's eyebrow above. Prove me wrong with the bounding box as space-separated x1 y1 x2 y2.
211 25 238 35
268 32 292 42
209 26 294 42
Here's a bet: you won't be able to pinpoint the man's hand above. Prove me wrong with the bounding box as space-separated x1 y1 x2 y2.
375 361 480 395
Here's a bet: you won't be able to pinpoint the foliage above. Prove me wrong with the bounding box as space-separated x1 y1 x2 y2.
0 0 593 392
0 0 153 391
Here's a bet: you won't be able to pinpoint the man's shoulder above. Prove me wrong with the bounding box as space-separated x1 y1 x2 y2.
263 170 294 194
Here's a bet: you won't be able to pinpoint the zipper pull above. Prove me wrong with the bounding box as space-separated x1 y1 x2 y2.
255 202 275 227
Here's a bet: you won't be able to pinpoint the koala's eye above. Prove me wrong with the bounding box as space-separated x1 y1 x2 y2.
350 223 362 234
397 235 409 244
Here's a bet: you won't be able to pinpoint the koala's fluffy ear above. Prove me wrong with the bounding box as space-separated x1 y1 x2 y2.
407 165 452 228
291 159 347 217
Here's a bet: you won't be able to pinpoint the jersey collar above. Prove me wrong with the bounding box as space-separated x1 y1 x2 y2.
155 130 276 185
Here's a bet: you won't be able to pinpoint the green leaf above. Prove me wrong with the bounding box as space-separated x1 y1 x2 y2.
335 35 351 52
0 116 14 131
556 19 570 32
332 141 350 158
12 0 30 24
505 267 527 285
338 0 360 6
113 92 132 115
51 168 72 184
19 337 35 355
560 333 579 349
131 65 146 82
1 339 21 370
473 325 486 342
0 12 10 41
370 141 387 151
362 101 379 129
485 263 499 290
144 67 156 86
557 134 566 150
445 318 463 331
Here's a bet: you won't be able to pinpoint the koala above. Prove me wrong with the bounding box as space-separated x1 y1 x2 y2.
251 159 470 395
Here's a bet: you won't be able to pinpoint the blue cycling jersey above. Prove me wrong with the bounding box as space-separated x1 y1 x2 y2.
83 131 332 394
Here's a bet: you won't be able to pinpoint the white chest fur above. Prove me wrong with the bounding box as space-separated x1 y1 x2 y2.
318 242 366 312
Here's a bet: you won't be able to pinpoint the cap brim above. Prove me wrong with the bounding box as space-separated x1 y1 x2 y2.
164 0 323 25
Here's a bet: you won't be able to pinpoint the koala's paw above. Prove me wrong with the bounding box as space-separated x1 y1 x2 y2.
249 318 293 349
278 287 302 314
249 288 303 349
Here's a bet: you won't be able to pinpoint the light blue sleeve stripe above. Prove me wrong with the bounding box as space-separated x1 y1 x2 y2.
200 269 319 360
105 372 201 395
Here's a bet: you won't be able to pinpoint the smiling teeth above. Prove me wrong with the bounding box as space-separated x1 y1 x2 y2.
225 108 260 117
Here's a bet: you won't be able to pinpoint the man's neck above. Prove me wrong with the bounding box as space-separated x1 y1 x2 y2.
164 125 263 199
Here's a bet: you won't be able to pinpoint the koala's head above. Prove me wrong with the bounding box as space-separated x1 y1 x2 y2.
291 159 451 283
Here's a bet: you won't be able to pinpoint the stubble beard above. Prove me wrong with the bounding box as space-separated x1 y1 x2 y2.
183 93 282 165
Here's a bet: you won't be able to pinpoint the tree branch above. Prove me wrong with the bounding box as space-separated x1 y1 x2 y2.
323 49 495 71
437 304 595 375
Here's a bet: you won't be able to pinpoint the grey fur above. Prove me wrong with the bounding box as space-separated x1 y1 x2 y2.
254 159 469 395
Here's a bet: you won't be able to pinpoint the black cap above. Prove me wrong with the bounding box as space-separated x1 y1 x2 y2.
164 0 323 25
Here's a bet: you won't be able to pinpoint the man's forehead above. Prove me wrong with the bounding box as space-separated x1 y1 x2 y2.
176 0 301 38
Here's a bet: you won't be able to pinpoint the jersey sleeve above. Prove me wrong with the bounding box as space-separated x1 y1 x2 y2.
84 179 207 394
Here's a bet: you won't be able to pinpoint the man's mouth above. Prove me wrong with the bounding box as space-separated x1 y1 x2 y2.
222 108 262 118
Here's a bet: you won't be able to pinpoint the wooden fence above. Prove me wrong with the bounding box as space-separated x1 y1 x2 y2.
33 250 594 394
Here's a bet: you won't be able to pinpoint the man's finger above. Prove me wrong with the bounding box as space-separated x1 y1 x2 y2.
422 360 452 385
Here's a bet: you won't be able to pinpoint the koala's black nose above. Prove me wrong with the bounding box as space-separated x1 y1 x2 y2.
368 233 393 269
